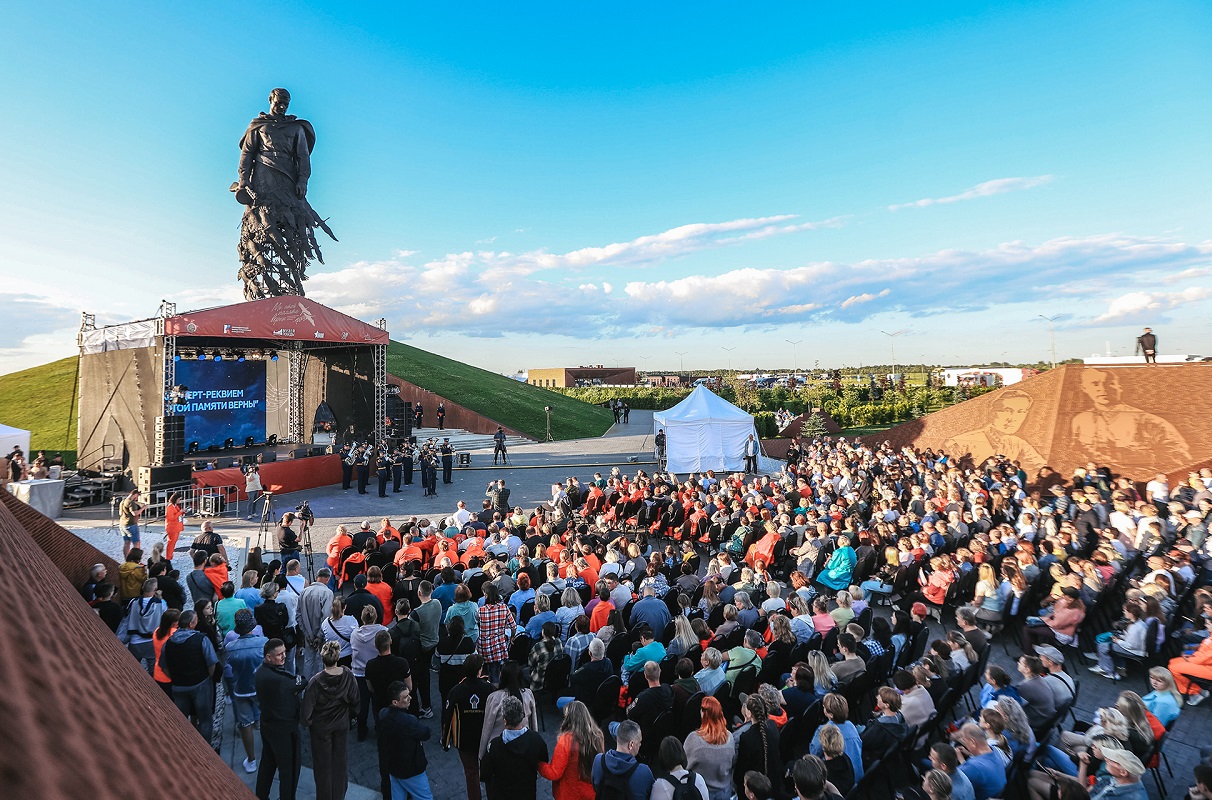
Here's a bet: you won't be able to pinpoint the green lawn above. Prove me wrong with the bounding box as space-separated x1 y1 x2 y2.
386 341 614 440
0 356 79 455
836 422 897 438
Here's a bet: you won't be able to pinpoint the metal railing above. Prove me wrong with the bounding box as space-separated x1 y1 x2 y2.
136 483 243 522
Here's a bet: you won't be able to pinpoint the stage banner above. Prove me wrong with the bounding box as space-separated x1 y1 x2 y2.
173 360 267 448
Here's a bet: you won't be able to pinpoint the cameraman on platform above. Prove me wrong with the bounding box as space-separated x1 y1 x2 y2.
278 511 302 561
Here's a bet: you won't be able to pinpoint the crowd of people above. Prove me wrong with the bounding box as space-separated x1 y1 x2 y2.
77 433 1212 800
1 445 64 485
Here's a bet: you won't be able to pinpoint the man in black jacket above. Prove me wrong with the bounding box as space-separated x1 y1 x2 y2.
1136 327 1157 364
481 695 549 800
379 682 433 800
560 638 613 708
859 687 908 768
255 638 304 800
443 654 495 800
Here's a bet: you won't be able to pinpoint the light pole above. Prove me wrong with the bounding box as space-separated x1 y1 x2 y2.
674 350 688 376
880 330 905 387
1038 315 1060 369
721 346 736 373
785 339 802 378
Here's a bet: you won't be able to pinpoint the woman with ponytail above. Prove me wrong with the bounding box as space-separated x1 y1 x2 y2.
733 694 782 798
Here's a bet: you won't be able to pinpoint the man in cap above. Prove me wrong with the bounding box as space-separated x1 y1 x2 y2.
1034 645 1076 708
227 608 269 773
1090 747 1147 800
440 438 454 484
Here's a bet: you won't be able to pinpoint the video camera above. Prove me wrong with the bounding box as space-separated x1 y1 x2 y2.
295 500 315 525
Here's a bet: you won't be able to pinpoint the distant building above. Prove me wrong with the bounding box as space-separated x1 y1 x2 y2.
528 365 637 388
938 367 1037 387
648 374 687 388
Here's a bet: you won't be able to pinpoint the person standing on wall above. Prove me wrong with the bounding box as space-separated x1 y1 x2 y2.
1136 327 1157 364
436 403 446 431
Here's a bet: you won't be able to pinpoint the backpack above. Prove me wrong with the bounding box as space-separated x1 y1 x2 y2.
595 760 639 800
667 772 700 800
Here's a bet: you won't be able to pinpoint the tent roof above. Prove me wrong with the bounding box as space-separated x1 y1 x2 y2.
0 422 30 436
655 386 753 424
165 296 389 345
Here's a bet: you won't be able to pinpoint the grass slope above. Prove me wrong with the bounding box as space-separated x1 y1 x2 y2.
0 356 79 452
386 341 613 440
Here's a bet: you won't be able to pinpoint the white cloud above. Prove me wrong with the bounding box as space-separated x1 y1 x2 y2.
888 175 1054 211
393 249 420 258
840 289 891 308
1092 286 1211 324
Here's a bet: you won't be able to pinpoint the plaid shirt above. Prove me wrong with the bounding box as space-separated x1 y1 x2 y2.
528 638 564 689
476 602 516 664
566 632 595 668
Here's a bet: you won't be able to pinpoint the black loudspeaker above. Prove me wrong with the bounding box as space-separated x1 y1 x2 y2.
288 448 310 459
402 401 413 438
137 463 194 494
257 451 277 464
386 396 404 438
241 455 258 467
154 416 186 464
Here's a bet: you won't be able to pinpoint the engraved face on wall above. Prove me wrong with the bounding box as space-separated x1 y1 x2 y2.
991 392 1032 435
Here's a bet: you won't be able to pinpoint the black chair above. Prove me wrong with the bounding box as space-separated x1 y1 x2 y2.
1145 718 1176 796
508 634 535 665
621 598 636 628
535 654 572 731
592 674 623 725
707 603 726 629
640 711 676 764
680 691 705 738
659 653 680 684
519 599 536 624
854 606 873 636
605 632 632 668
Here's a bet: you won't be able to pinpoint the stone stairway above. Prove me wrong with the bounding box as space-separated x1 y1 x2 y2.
410 426 530 451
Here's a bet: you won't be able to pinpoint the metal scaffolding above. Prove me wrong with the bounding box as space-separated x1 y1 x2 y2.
373 340 387 446
288 341 306 443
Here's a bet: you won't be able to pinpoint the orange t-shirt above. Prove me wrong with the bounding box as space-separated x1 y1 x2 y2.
153 625 178 684
368 581 394 623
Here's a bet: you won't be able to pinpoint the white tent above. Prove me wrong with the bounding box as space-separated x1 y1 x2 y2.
653 386 759 474
0 423 30 459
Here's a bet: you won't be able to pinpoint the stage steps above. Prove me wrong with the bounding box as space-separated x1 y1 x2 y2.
409 427 530 451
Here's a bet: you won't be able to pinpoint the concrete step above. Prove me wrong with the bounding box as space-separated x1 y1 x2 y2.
410 427 529 451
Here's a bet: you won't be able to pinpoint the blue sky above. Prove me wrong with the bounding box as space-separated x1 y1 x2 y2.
1 1 1210 374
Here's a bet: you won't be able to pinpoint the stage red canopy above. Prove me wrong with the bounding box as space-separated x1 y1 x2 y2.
165 296 389 345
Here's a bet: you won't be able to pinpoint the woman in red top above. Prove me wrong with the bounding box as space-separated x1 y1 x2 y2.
365 566 394 623
164 492 185 561
539 700 603 800
151 608 181 696
588 585 614 633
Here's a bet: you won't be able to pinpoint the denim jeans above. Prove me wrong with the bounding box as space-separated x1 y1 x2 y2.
391 774 434 800
1097 639 1139 673
172 679 215 744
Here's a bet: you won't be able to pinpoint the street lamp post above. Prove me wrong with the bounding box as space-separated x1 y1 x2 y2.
785 339 802 378
721 346 736 373
880 330 906 388
674 350 688 376
1038 315 1060 369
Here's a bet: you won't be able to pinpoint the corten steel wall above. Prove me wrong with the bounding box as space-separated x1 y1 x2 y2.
0 492 255 800
385 374 530 439
865 364 1212 486
0 490 120 589
77 346 164 471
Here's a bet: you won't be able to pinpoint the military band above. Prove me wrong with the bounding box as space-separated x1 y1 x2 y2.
334 437 453 500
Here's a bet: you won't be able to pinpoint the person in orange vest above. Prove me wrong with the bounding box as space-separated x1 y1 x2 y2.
164 492 186 559
325 525 354 589
378 518 401 545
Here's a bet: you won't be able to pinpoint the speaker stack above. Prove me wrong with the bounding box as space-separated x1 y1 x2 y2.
154 416 186 465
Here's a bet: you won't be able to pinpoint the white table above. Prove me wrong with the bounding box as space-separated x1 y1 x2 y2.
8 478 65 519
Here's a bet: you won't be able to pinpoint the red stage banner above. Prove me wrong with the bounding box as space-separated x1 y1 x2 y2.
192 455 343 500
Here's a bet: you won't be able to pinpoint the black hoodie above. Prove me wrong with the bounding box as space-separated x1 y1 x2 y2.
301 668 359 732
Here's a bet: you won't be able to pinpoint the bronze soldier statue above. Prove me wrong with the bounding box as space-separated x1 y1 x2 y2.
232 88 336 300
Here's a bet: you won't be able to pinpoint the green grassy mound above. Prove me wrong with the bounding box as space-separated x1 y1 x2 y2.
386 341 613 440
0 356 79 454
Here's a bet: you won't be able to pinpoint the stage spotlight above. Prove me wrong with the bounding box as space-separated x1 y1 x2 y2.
237 352 246 362
269 351 279 361
244 436 255 447
214 350 223 362
223 437 235 449
266 434 278 446
187 441 199 454
173 353 181 362
197 352 206 360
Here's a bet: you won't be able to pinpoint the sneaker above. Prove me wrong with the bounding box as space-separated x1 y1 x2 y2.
419 707 434 719
1187 689 1210 706
1088 665 1111 677
1082 652 1099 661
242 758 257 773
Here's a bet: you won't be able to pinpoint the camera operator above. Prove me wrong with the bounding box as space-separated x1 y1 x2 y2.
244 465 263 519
278 511 302 561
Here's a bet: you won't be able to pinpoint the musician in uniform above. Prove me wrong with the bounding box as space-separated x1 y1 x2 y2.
356 446 371 494
377 448 392 498
436 403 446 431
391 448 404 493
414 402 424 430
493 427 508 466
340 444 354 490
403 443 414 486
440 438 454 484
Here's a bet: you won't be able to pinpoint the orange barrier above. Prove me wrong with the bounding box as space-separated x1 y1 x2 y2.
192 454 343 500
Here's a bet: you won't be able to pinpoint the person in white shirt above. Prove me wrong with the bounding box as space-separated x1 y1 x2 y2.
1146 474 1170 508
452 501 472 528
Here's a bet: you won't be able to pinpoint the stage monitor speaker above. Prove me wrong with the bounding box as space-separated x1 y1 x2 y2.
241 454 258 467
402 401 413 438
257 451 277 464
288 448 310 459
137 463 194 494
199 495 225 516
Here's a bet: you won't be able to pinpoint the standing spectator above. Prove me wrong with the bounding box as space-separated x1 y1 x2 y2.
119 488 143 557
245 467 263 518
481 695 550 800
478 583 516 682
684 696 736 800
529 621 565 689
378 681 433 800
351 605 388 740
592 720 654 800
164 492 185 558
480 661 541 760
650 736 709 800
119 577 166 674
186 551 215 606
303 641 360 800
227 609 269 773
411 580 442 718
734 695 782 799
444 654 495 800
298 568 335 679
118 548 148 602
151 608 181 696
160 609 220 746
190 519 228 562
322 597 357 666
539 700 604 800
365 629 412 750
217 582 250 637
256 637 305 800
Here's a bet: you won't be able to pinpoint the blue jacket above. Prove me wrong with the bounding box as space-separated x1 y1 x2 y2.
227 633 269 696
593 750 654 800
